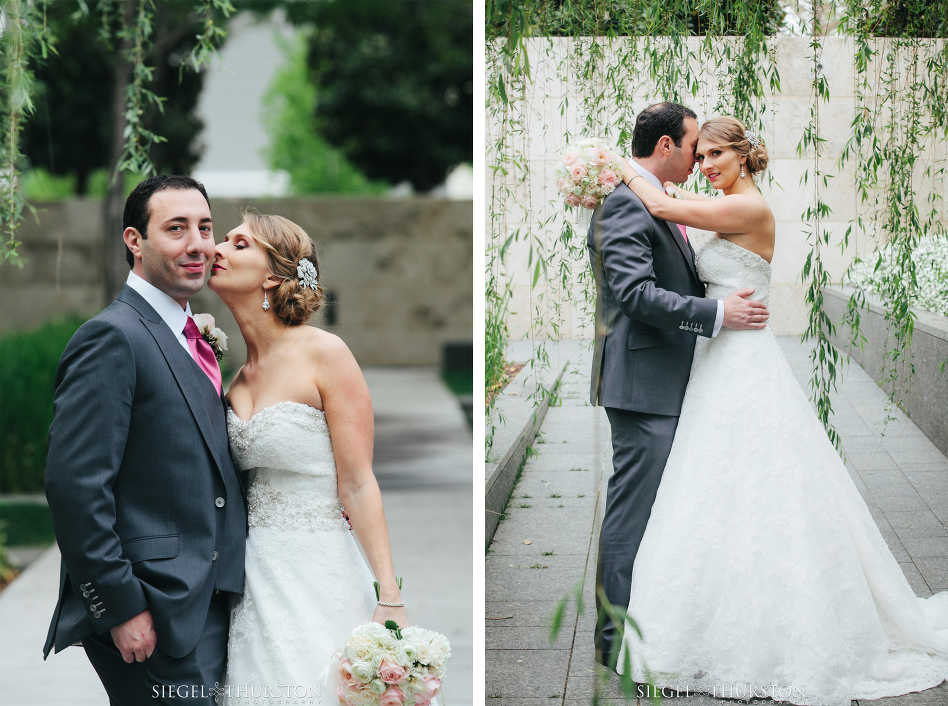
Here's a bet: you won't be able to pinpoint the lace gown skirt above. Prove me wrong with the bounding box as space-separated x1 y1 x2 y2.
621 325 948 706
224 520 376 701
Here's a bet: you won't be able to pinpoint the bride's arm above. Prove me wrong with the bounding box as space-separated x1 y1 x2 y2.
315 334 407 627
621 161 766 233
662 182 713 201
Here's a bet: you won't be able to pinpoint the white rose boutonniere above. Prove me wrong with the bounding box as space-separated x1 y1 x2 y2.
193 313 227 362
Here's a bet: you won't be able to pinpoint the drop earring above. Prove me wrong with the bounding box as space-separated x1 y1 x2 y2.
740 166 746 179
262 289 270 311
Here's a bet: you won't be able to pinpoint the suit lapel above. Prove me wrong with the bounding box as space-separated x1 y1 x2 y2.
660 218 700 284
143 318 225 475
118 286 226 475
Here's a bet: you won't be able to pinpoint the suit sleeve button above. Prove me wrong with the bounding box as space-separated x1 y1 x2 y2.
212 551 218 561
93 611 101 619
82 591 91 598
215 497 225 508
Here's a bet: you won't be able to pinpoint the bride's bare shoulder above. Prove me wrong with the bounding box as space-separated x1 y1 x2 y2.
295 326 358 368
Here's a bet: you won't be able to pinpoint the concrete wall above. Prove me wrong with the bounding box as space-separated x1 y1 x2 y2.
824 286 948 457
1 198 473 368
488 36 947 339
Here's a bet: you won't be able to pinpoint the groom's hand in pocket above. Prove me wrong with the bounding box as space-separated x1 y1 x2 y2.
110 608 157 663
723 287 769 330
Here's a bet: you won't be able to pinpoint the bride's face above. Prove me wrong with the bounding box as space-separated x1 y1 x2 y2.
696 137 746 190
208 224 273 299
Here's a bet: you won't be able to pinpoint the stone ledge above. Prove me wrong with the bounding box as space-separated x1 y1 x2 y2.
824 286 948 457
485 342 574 547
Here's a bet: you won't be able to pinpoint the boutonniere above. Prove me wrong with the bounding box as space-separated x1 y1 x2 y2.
192 313 227 362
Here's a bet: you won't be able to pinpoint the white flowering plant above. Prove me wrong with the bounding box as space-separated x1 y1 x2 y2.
334 621 450 706
847 235 948 317
553 138 625 210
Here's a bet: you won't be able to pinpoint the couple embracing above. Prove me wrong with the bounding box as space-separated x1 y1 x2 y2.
42 176 411 704
588 102 948 704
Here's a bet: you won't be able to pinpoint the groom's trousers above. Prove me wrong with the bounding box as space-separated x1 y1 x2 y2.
81 591 231 706
595 408 679 669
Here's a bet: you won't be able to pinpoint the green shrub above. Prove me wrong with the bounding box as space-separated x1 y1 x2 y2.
0 317 86 493
0 503 55 546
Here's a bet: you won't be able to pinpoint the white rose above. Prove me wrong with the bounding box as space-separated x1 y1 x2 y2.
351 661 375 683
192 313 215 333
209 327 227 350
602 182 615 195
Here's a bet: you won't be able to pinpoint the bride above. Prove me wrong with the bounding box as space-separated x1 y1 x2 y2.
206 210 407 701
615 117 948 705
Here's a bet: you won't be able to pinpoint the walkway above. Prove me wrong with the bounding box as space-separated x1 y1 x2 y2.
486 338 948 705
0 369 473 706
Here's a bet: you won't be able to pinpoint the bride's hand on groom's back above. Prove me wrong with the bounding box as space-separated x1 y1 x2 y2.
723 287 769 330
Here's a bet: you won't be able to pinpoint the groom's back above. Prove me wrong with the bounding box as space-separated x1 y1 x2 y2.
587 182 707 416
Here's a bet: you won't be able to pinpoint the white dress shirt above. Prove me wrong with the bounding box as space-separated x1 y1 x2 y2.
126 271 195 359
629 159 725 337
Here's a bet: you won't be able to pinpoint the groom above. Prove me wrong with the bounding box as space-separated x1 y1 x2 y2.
43 175 247 705
588 103 769 667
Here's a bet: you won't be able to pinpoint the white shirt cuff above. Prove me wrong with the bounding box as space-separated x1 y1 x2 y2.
712 300 724 337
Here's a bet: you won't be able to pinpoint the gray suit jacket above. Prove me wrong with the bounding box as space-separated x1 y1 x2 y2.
43 285 247 659
588 181 718 415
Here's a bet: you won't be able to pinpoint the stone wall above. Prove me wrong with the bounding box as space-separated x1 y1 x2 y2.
824 286 948 457
0 198 473 367
488 36 947 339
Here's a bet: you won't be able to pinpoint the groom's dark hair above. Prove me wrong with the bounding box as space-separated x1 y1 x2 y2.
631 102 698 159
123 174 211 267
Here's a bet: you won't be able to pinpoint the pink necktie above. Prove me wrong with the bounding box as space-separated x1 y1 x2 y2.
184 317 222 396
677 223 689 244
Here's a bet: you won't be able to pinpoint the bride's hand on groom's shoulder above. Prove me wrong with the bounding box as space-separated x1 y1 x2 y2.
372 603 409 629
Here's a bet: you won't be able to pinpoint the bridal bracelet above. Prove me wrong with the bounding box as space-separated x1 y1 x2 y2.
378 601 405 607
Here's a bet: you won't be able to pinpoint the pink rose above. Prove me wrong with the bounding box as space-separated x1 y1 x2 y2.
378 659 409 685
556 177 565 192
562 150 579 165
570 164 587 180
590 148 610 166
421 676 442 699
581 194 599 210
599 169 617 185
565 193 581 208
380 685 405 706
414 698 432 706
339 660 359 687
336 685 355 705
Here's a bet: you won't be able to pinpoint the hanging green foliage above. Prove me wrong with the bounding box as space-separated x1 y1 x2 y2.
0 0 235 263
485 0 948 457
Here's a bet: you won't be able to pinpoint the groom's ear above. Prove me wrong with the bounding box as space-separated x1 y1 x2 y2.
124 227 144 264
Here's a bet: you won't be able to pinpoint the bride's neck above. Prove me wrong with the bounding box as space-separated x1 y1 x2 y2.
229 297 288 363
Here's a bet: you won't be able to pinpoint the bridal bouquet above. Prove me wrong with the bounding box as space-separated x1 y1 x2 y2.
334 621 450 706
554 138 625 210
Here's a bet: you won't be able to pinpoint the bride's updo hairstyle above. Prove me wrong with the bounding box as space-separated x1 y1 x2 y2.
699 116 769 177
240 208 324 326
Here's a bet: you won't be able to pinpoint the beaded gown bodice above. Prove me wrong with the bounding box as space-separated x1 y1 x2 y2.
696 236 772 306
227 401 348 532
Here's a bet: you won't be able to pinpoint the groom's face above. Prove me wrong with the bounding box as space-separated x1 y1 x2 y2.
126 188 215 307
665 117 700 184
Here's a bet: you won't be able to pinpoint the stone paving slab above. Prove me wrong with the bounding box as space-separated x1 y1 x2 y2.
487 338 948 706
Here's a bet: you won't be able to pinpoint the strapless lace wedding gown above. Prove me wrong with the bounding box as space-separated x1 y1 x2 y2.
619 237 948 705
222 402 376 703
